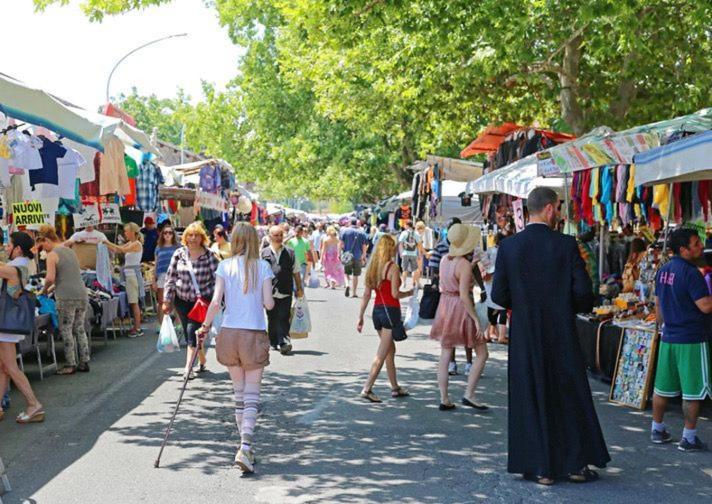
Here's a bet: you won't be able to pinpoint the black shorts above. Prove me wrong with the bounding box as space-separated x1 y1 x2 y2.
487 307 507 326
174 296 201 348
372 305 402 331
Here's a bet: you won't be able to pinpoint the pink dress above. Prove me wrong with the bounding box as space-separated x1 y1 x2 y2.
429 256 477 348
322 242 345 286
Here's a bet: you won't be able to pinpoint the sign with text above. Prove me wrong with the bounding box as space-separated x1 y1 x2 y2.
73 204 100 229
100 203 122 224
512 198 525 232
196 190 228 212
12 201 50 227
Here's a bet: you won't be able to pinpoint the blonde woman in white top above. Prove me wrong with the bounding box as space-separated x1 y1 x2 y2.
199 223 275 474
104 222 145 337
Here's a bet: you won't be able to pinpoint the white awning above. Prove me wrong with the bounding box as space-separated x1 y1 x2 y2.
472 154 565 199
426 155 483 182
634 130 712 186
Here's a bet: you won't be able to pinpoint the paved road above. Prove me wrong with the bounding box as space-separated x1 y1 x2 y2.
1 283 711 503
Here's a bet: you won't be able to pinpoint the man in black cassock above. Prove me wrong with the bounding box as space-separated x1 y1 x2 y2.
492 187 610 485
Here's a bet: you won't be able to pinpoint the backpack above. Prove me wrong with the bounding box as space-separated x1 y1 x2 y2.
402 231 418 252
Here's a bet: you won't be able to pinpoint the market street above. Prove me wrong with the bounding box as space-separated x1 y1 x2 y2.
1 282 711 504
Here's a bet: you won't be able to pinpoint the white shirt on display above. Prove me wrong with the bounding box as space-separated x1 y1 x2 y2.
69 229 108 244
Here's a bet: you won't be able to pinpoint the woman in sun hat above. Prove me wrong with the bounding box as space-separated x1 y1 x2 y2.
430 223 489 411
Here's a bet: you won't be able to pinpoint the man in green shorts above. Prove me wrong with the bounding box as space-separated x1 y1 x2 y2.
652 228 712 451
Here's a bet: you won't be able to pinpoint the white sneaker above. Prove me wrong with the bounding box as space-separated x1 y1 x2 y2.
235 448 254 473
448 362 457 375
465 362 472 376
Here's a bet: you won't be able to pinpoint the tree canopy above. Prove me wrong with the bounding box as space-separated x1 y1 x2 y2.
36 0 712 202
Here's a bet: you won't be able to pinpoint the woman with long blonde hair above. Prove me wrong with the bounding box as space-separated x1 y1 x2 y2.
356 234 413 402
199 223 275 473
104 222 145 337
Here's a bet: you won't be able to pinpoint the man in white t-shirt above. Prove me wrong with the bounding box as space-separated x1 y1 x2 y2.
65 225 108 246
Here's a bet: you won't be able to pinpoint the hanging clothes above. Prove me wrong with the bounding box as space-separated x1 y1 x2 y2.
653 184 670 220
95 243 113 292
600 167 614 222
626 165 636 203
136 161 164 212
698 180 711 222
98 136 130 196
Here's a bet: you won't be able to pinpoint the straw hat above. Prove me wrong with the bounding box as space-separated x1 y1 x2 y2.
448 223 481 257
237 195 253 214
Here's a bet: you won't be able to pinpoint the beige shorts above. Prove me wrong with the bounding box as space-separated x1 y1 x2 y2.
216 328 270 370
125 273 140 304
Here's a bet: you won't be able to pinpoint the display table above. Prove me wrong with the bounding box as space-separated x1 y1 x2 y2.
576 315 624 382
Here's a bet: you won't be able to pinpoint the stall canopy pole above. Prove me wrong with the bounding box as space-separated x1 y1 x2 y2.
563 173 571 225
599 223 605 282
661 183 674 254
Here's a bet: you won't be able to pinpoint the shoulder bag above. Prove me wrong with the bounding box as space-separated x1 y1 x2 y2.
185 253 210 323
340 232 358 265
0 267 36 335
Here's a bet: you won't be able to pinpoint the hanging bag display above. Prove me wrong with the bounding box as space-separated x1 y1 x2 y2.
185 253 210 323
0 267 35 335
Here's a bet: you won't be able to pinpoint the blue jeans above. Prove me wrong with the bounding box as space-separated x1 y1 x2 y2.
2 390 9 411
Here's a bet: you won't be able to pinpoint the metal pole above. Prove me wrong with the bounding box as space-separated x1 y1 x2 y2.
599 222 605 282
106 33 188 103
180 124 185 165
661 183 674 254
563 172 571 230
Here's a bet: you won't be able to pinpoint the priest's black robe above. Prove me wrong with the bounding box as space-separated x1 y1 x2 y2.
491 223 611 477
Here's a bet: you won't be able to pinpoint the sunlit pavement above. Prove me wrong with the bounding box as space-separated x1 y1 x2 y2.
1 281 711 503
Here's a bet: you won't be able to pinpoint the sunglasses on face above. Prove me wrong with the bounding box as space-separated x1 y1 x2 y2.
163 230 174 235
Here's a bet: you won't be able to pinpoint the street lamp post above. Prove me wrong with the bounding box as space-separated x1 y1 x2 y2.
105 33 188 103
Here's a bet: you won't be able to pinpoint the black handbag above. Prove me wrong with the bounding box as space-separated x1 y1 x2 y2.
419 281 440 320
0 267 36 335
382 305 407 342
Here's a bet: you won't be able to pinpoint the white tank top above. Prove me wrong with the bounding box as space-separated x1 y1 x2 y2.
124 245 143 267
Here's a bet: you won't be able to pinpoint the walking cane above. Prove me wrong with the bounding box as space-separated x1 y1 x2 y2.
154 333 205 468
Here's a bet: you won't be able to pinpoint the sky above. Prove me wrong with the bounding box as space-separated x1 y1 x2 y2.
3 0 244 110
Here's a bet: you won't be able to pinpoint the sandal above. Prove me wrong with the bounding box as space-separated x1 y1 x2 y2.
523 473 554 486
16 408 45 424
183 370 196 381
391 386 410 398
360 390 382 403
439 403 456 411
196 364 207 374
568 467 599 483
462 398 489 410
57 366 76 375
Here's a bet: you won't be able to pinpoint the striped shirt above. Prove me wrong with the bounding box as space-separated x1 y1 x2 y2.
155 246 179 276
428 238 450 271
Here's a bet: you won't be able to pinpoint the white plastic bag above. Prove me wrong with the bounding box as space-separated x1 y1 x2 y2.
403 288 420 330
307 273 320 289
290 296 312 336
157 316 180 353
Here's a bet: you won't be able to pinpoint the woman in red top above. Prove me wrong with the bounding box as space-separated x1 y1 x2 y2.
357 235 414 402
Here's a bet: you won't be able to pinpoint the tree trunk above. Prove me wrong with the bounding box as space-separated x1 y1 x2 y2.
559 34 585 136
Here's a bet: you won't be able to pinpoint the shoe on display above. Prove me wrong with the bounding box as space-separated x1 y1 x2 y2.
448 362 457 376
678 436 708 452
650 429 672 444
